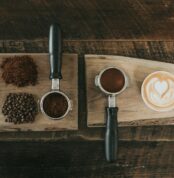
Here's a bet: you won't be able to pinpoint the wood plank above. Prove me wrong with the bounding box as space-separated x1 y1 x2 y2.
1 40 174 62
0 1 174 39
0 125 173 141
0 54 78 131
0 141 173 178
86 55 174 127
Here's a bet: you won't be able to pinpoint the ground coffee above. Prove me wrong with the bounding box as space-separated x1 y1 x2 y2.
1 55 38 87
43 92 68 118
100 68 125 93
2 93 38 124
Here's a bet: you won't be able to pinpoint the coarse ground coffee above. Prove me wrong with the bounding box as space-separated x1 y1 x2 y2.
2 93 38 124
43 92 68 118
1 55 38 87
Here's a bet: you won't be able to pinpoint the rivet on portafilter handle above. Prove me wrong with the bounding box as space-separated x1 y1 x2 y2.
49 23 62 80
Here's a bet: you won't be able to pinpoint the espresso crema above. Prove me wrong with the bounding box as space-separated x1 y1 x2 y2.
141 71 174 112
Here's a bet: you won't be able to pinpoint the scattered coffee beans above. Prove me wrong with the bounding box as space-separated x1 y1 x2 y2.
2 93 38 124
1 56 38 87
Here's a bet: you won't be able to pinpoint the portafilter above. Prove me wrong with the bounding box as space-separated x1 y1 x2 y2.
95 67 128 162
40 23 72 120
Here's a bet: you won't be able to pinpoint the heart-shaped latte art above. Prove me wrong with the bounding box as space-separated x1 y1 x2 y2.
142 71 174 111
154 80 169 97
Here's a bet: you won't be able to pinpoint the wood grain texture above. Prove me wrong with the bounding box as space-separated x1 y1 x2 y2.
2 39 174 61
86 55 174 127
0 125 173 142
0 140 173 178
0 54 78 131
63 40 174 62
0 0 174 40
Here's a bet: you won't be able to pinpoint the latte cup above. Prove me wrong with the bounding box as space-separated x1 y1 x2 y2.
141 71 174 112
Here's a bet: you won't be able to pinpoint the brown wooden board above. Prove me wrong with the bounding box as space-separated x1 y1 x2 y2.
0 53 78 131
86 55 174 127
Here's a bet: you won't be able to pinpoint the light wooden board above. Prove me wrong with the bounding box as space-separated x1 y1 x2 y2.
0 53 78 131
86 55 174 127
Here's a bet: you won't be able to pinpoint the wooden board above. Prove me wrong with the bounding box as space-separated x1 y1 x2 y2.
86 55 174 127
0 53 78 131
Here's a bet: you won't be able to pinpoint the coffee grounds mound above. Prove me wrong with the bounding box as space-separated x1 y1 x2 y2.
1 55 38 87
2 93 38 124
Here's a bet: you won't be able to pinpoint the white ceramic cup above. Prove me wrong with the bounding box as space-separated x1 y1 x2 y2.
141 71 174 112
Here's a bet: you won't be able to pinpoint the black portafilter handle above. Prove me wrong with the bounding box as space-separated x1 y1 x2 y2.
49 23 62 79
105 107 118 162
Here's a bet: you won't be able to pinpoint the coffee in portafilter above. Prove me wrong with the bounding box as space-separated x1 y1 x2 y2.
43 93 68 118
100 68 125 93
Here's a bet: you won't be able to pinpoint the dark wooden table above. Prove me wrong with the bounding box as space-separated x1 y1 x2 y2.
0 1 174 178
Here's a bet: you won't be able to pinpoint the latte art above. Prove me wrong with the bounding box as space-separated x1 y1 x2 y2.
141 71 174 112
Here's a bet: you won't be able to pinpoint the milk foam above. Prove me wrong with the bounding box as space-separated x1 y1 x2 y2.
142 71 174 111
